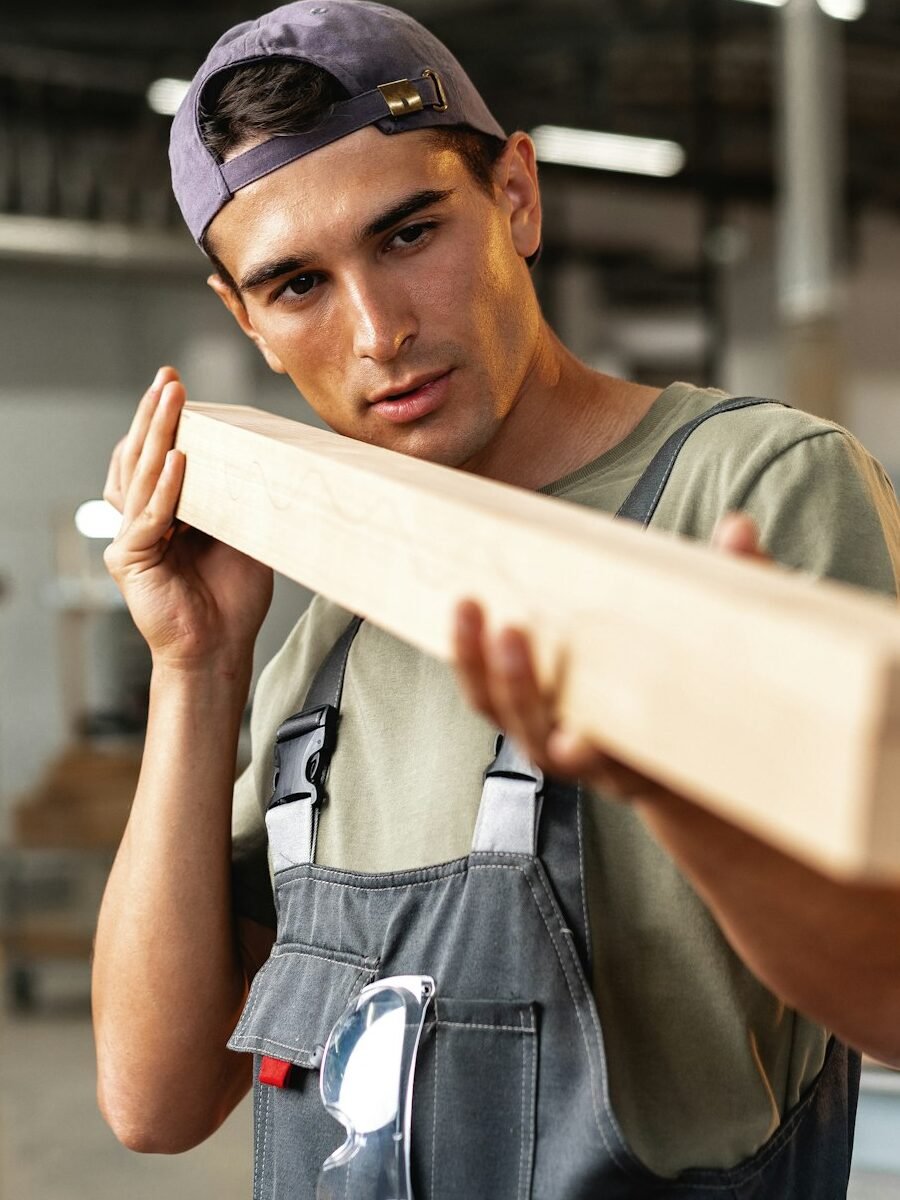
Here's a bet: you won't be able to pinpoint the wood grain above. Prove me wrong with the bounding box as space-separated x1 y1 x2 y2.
174 402 900 879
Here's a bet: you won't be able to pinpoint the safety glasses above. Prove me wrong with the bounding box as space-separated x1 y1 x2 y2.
317 974 435 1200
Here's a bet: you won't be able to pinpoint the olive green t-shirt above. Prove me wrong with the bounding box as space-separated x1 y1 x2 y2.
231 382 900 1177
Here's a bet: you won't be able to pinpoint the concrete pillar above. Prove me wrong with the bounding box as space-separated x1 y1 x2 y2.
777 0 846 422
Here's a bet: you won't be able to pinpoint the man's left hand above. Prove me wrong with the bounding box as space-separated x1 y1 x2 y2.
452 511 768 805
454 516 900 1068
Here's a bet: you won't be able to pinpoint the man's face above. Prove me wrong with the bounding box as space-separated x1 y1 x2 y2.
208 127 542 468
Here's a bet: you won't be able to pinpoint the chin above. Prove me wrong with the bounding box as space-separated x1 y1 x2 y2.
350 412 483 469
393 437 471 470
387 434 469 468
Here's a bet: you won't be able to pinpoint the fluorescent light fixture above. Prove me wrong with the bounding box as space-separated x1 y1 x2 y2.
75 500 122 540
732 0 865 14
531 125 686 178
147 77 190 117
817 0 866 19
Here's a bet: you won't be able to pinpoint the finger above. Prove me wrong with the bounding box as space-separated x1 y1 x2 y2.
452 600 500 722
485 627 555 766
545 728 612 777
114 451 186 561
123 381 186 524
103 437 127 512
712 512 770 562
120 366 180 495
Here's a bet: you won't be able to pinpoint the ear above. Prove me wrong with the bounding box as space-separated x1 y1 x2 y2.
494 133 542 262
206 274 288 375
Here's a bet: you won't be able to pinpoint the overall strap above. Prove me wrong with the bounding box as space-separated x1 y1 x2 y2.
616 396 786 526
266 616 363 871
472 734 544 855
470 395 786 970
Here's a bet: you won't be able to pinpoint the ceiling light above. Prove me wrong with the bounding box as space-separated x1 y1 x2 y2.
75 500 122 540
146 77 190 117
817 0 866 19
530 126 686 178
732 0 865 14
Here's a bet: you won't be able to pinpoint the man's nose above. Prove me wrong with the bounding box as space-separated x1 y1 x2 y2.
346 276 417 362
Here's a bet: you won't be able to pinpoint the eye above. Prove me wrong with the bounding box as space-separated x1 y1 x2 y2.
389 221 436 249
280 273 319 299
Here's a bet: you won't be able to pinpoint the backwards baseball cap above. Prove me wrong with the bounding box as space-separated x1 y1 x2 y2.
170 0 507 245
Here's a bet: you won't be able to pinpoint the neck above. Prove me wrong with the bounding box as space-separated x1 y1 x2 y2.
462 320 661 490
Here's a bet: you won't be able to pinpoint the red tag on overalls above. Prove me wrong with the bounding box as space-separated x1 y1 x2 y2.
259 1055 293 1088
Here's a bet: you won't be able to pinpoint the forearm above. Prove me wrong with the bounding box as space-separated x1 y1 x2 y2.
92 655 254 1151
638 793 900 1066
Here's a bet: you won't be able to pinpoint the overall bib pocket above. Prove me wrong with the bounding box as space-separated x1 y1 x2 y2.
229 941 378 1064
228 942 379 1200
411 997 539 1200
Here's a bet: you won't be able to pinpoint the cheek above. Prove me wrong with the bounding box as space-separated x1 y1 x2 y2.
262 309 345 392
466 239 534 373
419 228 520 347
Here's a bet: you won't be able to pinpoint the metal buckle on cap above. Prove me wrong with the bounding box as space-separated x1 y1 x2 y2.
378 70 448 118
377 79 425 118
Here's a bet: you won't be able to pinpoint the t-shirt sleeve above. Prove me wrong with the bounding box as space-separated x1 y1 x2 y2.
732 428 900 598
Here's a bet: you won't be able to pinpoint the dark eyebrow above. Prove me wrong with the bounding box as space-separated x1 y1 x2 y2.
239 254 314 294
357 187 455 242
237 188 455 294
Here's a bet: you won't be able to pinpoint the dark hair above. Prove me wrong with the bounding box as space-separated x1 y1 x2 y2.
199 58 510 292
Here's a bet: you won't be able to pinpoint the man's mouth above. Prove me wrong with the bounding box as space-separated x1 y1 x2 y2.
367 370 453 425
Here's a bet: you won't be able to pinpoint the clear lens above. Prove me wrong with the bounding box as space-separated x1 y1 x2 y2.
321 991 406 1132
317 975 434 1200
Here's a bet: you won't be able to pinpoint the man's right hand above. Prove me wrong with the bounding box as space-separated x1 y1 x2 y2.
103 366 274 671
95 366 274 1148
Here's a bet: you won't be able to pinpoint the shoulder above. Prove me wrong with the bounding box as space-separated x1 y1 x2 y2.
656 387 841 511
654 387 900 597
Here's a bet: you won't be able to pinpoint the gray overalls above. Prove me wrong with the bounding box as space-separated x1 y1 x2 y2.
229 398 860 1198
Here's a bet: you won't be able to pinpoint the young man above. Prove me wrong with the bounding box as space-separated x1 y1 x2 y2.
92 2 900 1196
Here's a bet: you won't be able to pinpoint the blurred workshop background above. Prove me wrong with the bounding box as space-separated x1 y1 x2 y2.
1 0 899 1196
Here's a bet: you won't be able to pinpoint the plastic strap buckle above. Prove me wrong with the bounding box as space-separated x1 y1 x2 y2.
483 733 544 794
269 704 338 812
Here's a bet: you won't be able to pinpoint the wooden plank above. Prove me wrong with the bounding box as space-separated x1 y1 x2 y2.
174 402 900 880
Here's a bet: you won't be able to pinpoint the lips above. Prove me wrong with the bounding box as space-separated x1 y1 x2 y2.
367 370 453 425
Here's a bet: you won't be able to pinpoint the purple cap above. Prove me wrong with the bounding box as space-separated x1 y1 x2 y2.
169 0 506 245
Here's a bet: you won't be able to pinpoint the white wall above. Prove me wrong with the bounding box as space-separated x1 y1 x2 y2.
720 205 900 478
